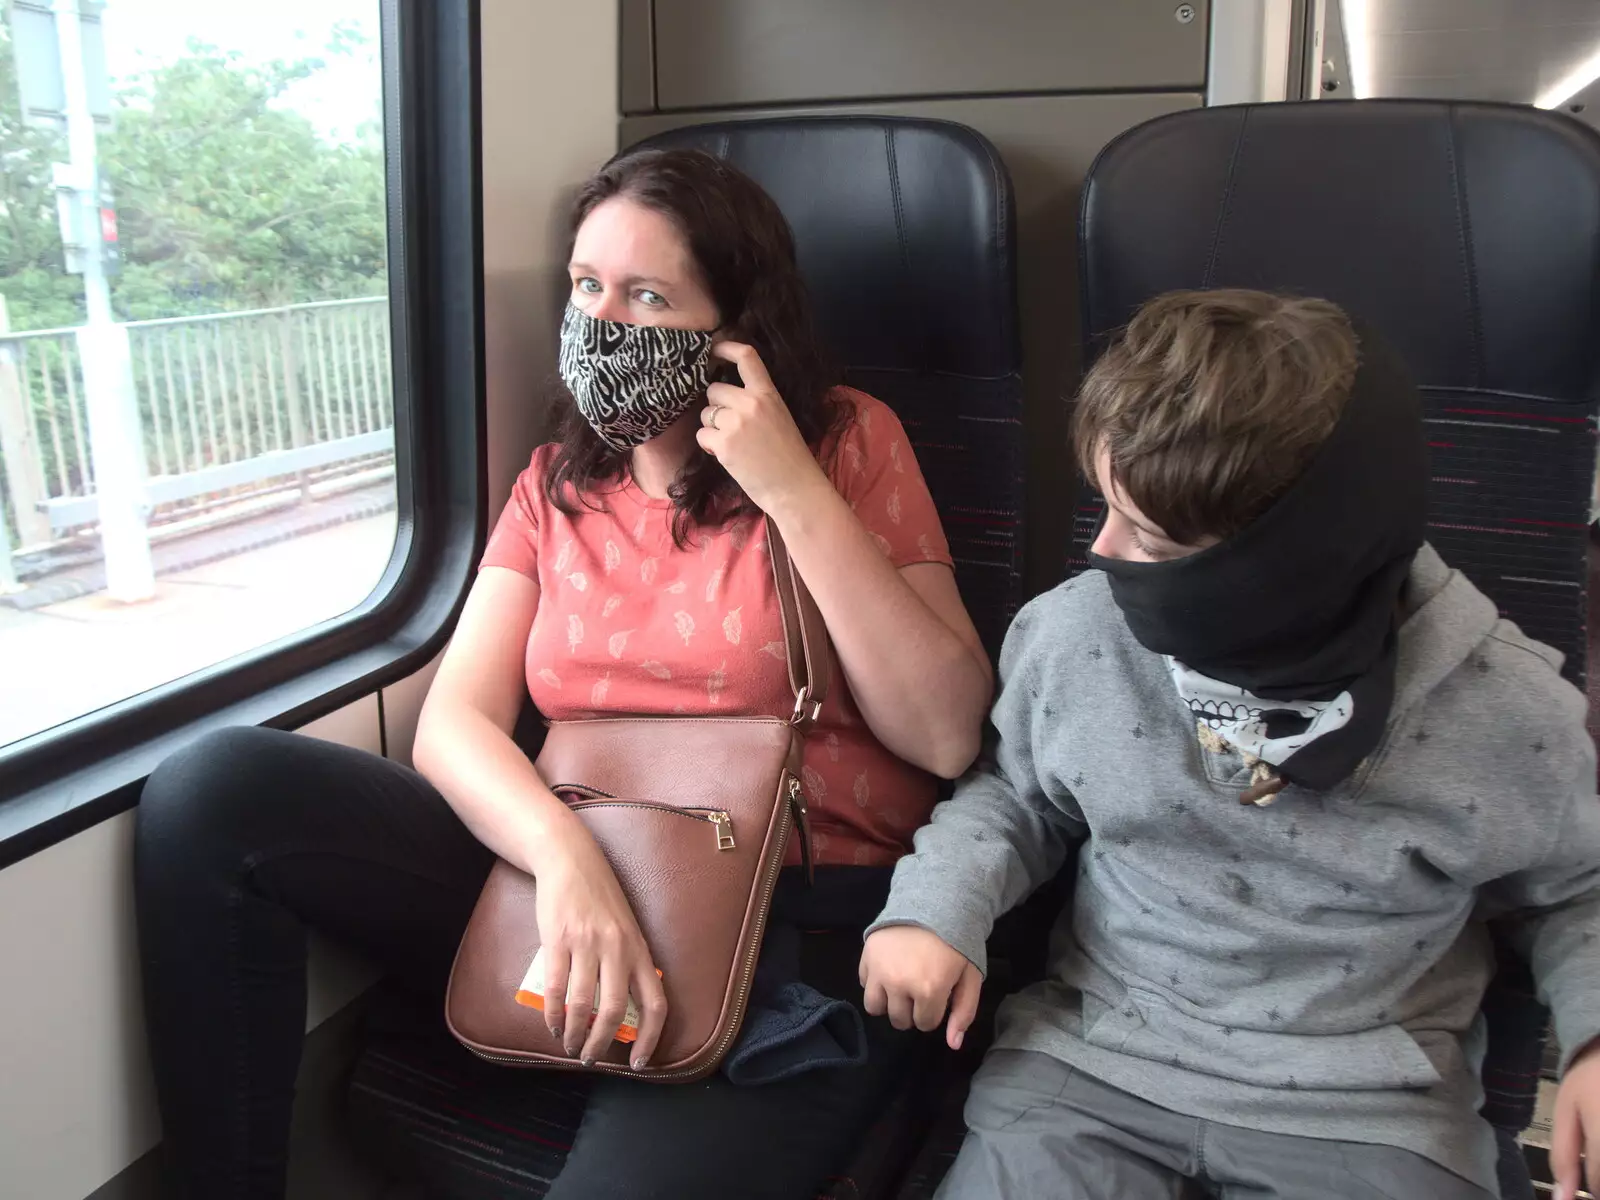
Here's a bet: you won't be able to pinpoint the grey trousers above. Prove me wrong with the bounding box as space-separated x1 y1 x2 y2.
937 1050 1499 1200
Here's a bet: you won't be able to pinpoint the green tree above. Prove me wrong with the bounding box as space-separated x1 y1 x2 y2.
0 13 386 330
102 32 387 320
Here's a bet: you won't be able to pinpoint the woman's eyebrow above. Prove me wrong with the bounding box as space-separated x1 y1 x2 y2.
566 262 673 289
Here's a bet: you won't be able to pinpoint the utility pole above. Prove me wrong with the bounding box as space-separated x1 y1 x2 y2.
50 0 154 600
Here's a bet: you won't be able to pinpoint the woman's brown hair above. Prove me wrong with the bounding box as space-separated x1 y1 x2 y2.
543 148 844 545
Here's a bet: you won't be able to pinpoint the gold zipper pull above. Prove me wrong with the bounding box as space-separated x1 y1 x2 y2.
786 776 814 886
711 811 735 851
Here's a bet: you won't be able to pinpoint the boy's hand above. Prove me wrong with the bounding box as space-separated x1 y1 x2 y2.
1552 1039 1600 1200
860 925 982 1049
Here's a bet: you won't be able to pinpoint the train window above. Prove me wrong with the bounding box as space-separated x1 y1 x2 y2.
0 0 394 751
0 0 480 860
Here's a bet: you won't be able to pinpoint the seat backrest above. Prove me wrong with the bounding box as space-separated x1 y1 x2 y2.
1076 99 1600 684
631 117 1025 659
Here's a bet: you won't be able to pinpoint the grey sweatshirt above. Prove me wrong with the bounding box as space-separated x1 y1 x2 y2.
871 545 1600 1192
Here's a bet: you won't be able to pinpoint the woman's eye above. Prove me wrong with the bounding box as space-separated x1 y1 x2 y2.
636 289 667 308
575 277 601 294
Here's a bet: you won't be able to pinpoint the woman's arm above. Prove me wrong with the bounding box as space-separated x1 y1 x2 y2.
413 568 669 1066
767 487 992 779
699 343 993 779
413 568 576 875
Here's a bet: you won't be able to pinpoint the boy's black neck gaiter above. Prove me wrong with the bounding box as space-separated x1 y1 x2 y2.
1087 327 1427 791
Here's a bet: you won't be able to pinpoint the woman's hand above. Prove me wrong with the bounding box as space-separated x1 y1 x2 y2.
532 825 668 1069
697 340 832 519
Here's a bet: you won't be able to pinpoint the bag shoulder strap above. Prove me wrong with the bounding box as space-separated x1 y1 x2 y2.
764 517 831 734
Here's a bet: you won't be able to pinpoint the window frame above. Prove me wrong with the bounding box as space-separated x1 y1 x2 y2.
0 0 485 870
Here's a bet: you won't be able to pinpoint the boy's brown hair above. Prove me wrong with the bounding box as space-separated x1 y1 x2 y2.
1073 289 1361 546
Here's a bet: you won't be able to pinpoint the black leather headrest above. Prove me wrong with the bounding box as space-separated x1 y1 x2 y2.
630 116 1020 382
1081 100 1600 404
629 116 1027 660
1076 100 1600 684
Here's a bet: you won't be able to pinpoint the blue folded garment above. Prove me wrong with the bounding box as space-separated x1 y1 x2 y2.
723 979 869 1086
721 921 869 1086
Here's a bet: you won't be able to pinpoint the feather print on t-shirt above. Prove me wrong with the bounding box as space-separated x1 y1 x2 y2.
479 388 956 870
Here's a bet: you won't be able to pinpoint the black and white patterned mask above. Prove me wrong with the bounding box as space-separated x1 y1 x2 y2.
558 303 717 451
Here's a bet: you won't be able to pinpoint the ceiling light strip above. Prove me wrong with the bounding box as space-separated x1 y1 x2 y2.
1537 47 1600 110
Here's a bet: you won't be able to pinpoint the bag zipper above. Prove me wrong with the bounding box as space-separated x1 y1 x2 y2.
556 787 735 852
786 775 813 884
465 775 806 1078
628 802 792 1082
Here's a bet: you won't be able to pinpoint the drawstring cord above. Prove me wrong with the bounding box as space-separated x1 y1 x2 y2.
1197 720 1288 806
1238 760 1288 807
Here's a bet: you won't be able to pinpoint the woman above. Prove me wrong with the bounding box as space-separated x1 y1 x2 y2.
135 148 993 1199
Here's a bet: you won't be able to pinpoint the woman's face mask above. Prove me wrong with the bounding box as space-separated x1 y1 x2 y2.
558 303 717 451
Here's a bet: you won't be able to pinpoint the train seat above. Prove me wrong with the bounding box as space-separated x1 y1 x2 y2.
345 113 1025 1199
874 96 1600 1200
1060 97 1600 1200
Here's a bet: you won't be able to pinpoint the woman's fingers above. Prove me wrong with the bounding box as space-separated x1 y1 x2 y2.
582 952 631 1064
629 960 669 1071
562 949 599 1058
705 380 746 408
709 340 776 393
541 942 571 1040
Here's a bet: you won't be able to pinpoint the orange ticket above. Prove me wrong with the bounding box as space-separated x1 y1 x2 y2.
515 947 661 1045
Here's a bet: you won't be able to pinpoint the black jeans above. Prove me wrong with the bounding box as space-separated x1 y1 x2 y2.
135 726 917 1199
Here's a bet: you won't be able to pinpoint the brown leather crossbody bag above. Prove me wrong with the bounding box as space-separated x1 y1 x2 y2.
445 518 829 1082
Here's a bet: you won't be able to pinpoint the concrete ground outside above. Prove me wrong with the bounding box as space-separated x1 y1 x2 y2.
0 512 398 749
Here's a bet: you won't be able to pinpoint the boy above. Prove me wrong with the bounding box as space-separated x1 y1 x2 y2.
859 290 1600 1199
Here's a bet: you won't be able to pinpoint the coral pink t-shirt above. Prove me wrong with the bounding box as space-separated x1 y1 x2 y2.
480 388 955 868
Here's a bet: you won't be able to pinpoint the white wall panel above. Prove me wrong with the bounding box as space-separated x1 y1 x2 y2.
480 1 620 512
0 698 383 1199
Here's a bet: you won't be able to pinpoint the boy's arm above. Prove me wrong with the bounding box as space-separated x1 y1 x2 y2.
1481 776 1600 1075
866 605 1087 975
1478 718 1600 1200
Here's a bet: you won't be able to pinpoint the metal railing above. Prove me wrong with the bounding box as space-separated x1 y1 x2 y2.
0 296 393 558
